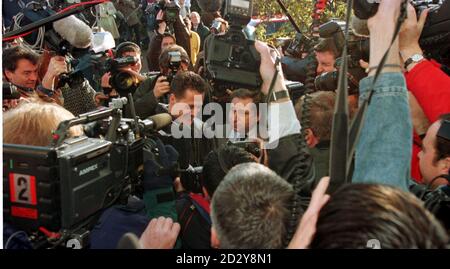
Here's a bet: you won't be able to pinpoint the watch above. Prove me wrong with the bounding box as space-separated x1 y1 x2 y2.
404 54 424 69
269 90 290 102
36 85 55 97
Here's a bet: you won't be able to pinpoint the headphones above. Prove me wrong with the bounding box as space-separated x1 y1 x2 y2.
115 41 140 58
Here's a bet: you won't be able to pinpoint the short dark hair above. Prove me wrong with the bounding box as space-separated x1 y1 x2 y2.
314 38 339 57
171 71 208 98
115 42 141 58
230 88 262 114
202 145 256 197
3 46 40 72
230 88 261 104
435 113 450 164
310 184 448 249
295 91 336 141
159 44 190 70
162 33 176 43
211 163 294 249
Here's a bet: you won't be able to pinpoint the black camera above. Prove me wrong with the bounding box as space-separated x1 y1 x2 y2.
227 140 261 158
411 180 450 232
314 21 370 93
319 20 370 63
281 53 317 84
314 55 367 94
286 32 313 59
180 165 204 194
353 0 450 63
205 0 262 96
166 51 182 83
105 56 141 96
3 83 23 100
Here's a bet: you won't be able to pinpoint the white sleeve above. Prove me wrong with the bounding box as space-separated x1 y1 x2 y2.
267 101 301 145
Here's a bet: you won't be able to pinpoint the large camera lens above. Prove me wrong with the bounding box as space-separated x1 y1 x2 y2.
110 71 136 94
314 71 338 91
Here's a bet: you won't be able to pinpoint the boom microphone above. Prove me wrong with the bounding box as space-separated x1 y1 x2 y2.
53 15 92 48
142 113 173 132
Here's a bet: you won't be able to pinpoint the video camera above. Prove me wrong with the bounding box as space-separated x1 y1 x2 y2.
353 0 450 63
204 0 262 97
3 98 172 249
162 0 181 25
104 56 141 96
147 0 180 33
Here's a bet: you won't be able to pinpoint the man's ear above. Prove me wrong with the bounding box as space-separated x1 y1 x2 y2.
169 93 176 109
305 128 319 148
211 226 220 249
440 157 450 175
4 70 13 81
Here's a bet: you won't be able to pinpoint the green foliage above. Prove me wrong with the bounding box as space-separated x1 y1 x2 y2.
254 0 348 45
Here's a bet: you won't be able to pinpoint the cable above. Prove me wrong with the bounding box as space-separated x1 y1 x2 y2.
5 231 29 249
283 0 328 248
9 12 45 51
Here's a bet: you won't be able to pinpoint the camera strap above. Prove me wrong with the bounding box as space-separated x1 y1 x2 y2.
265 57 281 104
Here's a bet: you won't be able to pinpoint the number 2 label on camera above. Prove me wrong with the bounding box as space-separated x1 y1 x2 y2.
9 173 37 205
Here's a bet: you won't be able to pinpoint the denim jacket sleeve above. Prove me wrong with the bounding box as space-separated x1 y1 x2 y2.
352 72 412 191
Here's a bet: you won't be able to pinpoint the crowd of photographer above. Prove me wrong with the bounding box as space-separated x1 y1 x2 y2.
2 0 450 249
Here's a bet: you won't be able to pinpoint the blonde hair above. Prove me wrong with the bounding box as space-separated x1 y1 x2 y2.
3 100 83 146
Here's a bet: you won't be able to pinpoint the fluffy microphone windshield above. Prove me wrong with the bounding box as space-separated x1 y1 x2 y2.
53 15 92 48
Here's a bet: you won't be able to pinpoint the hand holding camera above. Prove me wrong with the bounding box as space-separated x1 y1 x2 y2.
399 4 428 69
42 56 68 89
153 75 171 98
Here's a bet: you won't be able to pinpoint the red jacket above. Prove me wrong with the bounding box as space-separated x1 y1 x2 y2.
405 59 450 182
